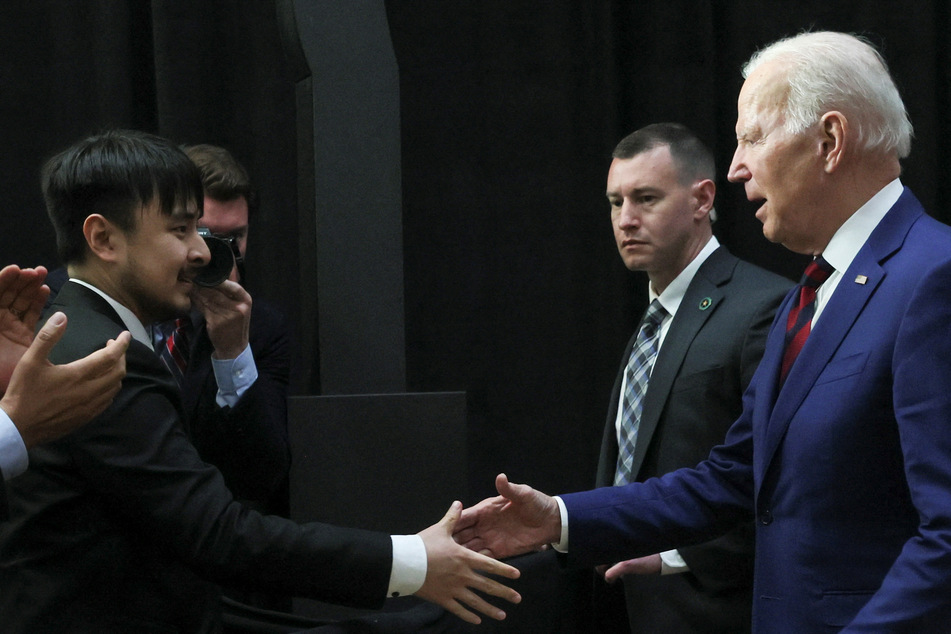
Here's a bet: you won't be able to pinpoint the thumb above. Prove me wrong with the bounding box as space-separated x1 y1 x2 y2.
439 500 463 532
25 312 67 362
495 473 512 496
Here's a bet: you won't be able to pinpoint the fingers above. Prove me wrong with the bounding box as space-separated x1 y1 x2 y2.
449 588 507 625
603 562 624 583
439 500 463 532
495 473 529 501
73 331 131 379
23 312 67 362
0 266 48 324
467 548 521 581
495 473 511 496
192 280 251 311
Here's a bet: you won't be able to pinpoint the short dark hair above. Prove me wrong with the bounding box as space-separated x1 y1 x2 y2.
182 144 258 215
612 123 715 186
43 129 203 265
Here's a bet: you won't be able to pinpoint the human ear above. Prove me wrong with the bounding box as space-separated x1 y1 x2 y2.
819 111 847 173
82 214 124 263
692 179 716 219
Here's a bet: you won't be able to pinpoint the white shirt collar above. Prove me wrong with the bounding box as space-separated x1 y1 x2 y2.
811 178 902 325
68 278 154 350
650 235 720 319
821 178 903 275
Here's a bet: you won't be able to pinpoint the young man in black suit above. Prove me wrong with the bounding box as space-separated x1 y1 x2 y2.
593 123 790 632
0 129 520 632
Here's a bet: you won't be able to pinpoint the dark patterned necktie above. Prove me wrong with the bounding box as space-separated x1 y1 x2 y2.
157 318 190 388
780 256 835 383
615 299 668 486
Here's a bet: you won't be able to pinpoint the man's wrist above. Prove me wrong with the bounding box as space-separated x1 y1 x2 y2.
552 496 569 552
0 404 29 479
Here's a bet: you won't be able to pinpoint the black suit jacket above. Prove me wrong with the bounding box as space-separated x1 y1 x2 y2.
0 281 392 633
594 247 790 633
47 266 292 516
182 299 292 516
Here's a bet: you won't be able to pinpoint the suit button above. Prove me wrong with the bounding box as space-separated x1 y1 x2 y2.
759 509 773 525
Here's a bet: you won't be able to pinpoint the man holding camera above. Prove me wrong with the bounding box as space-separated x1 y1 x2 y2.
173 144 293 520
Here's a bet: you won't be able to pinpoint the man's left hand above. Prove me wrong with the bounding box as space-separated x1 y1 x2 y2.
0 265 49 392
191 280 251 360
601 554 663 583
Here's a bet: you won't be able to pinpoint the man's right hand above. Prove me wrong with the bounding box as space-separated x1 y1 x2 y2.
0 311 130 448
453 474 563 560
415 501 522 624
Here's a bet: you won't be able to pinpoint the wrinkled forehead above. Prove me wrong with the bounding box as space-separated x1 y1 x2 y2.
736 62 790 129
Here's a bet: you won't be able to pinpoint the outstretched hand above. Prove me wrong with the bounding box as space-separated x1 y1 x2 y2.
415 501 522 624
0 265 50 391
0 312 130 448
453 474 562 560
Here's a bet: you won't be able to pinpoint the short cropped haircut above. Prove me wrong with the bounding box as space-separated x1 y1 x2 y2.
43 129 204 265
742 31 913 159
612 123 717 221
183 144 258 215
612 122 716 186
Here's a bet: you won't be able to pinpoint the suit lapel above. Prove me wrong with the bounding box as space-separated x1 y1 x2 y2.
629 248 734 478
757 189 921 482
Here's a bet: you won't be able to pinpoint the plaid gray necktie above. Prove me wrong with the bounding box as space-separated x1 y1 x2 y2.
615 299 667 485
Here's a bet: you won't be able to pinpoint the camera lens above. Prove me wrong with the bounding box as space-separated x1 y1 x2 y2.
194 234 235 287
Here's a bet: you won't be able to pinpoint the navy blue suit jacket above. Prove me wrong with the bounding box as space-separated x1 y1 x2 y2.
563 189 951 632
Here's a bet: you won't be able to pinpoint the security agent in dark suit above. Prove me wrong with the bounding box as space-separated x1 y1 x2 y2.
592 124 790 633
0 129 520 632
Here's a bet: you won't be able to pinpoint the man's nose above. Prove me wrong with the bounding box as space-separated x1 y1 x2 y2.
190 233 211 266
727 148 749 183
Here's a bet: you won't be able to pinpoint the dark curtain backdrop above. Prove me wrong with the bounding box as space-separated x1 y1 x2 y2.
2 1 950 501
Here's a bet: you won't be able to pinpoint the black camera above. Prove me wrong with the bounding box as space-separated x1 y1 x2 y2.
194 228 243 287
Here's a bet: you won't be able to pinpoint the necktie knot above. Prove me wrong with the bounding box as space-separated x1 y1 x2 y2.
642 299 668 331
800 255 834 289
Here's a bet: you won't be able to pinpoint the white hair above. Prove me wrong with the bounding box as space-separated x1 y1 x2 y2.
743 31 913 158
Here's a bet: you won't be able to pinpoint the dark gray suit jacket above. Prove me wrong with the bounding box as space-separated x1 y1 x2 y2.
595 247 790 633
0 281 392 633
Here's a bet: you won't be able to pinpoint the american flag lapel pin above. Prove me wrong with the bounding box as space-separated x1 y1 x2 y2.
854 274 868 285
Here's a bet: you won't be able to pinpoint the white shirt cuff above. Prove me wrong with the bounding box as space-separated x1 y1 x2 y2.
212 344 258 408
0 405 29 480
388 534 427 597
552 495 569 552
659 549 689 574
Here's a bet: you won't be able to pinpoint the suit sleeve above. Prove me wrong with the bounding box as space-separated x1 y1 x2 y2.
70 341 391 609
844 259 951 630
563 389 758 569
190 304 291 512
